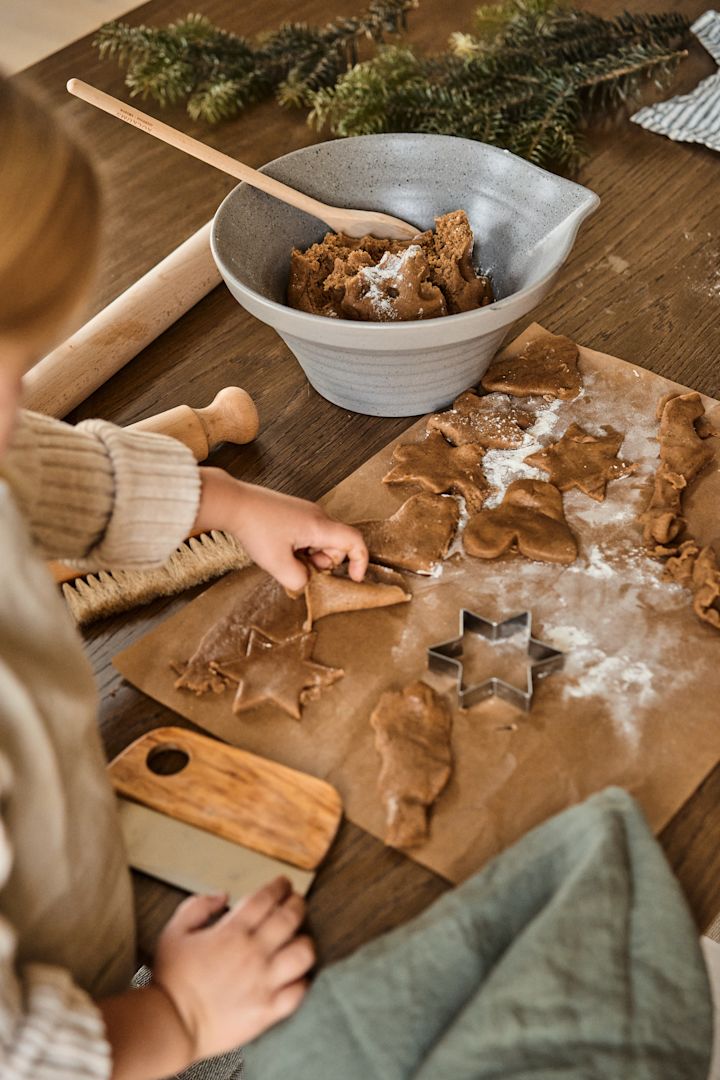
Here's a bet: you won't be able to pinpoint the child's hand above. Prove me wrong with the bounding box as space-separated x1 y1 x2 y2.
194 467 368 592
153 876 314 1062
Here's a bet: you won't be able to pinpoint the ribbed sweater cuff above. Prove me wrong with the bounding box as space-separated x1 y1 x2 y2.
4 964 111 1079
5 411 200 568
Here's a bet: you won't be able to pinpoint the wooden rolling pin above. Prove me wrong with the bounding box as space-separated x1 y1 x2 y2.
22 220 219 418
128 386 259 460
48 387 259 585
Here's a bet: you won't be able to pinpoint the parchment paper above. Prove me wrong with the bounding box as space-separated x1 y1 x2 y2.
114 324 720 885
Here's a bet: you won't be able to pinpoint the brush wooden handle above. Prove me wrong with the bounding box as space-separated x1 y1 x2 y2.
22 221 220 418
128 387 260 460
108 726 342 870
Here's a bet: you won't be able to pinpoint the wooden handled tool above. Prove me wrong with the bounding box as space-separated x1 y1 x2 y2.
67 79 419 241
22 220 220 418
109 726 343 871
128 386 259 460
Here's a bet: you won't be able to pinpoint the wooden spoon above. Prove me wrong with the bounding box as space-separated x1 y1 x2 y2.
67 79 419 241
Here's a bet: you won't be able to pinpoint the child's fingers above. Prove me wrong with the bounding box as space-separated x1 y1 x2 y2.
308 550 334 571
227 876 292 932
312 523 368 580
269 935 316 988
253 893 305 953
267 549 310 593
166 892 228 936
269 979 309 1024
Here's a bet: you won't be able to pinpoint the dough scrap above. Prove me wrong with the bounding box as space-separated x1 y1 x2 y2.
463 479 578 564
664 542 720 629
287 209 493 321
370 680 452 849
292 564 411 632
174 574 303 695
641 392 716 551
337 245 447 322
356 493 460 574
211 627 344 719
481 331 582 399
427 390 534 449
524 422 637 501
383 431 491 513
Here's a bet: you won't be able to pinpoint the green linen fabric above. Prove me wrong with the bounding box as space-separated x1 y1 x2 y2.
244 787 712 1080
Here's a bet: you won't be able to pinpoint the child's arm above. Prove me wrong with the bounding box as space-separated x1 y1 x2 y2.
194 467 368 591
99 878 312 1080
4 411 367 587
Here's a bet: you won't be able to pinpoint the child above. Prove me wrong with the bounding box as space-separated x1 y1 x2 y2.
0 73 368 1079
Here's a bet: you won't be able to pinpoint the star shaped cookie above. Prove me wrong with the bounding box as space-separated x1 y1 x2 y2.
524 422 637 501
463 479 577 564
356 493 460 574
211 628 343 720
383 431 491 512
481 330 581 399
427 390 534 449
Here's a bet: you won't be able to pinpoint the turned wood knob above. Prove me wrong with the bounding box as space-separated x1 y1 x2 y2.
128 386 260 460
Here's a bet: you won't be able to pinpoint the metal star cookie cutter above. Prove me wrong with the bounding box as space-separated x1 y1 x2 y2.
427 609 564 713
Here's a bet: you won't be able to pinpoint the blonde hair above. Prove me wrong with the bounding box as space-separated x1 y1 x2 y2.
0 74 100 338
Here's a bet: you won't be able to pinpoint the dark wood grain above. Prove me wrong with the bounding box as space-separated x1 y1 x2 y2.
16 0 720 962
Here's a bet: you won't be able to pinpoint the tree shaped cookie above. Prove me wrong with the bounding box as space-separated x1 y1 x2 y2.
211 628 343 719
426 390 534 449
293 564 411 631
370 681 452 848
383 431 491 512
464 479 577 564
524 423 636 501
481 330 581 399
356 493 460 574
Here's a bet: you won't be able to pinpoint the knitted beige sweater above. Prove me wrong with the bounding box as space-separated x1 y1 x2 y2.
0 409 201 1078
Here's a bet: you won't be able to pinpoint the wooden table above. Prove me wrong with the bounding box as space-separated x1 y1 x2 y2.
17 0 720 963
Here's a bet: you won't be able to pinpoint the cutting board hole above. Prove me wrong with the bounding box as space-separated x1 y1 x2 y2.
146 745 190 776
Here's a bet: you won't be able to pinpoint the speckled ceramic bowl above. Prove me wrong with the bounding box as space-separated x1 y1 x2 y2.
211 134 599 417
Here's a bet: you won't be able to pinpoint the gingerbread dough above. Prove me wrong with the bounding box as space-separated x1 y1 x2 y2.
524 422 636 501
642 392 716 551
427 390 534 449
287 209 493 321
463 479 578 565
481 330 582 400
356 493 460 574
383 431 491 513
294 564 411 632
370 681 452 848
665 542 720 629
174 574 303 695
211 627 343 719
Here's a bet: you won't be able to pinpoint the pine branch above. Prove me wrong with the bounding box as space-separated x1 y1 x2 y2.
94 2 418 123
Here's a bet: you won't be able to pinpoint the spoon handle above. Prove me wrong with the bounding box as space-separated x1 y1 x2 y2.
67 79 334 226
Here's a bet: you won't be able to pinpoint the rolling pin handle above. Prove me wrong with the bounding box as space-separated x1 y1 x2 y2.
196 386 260 450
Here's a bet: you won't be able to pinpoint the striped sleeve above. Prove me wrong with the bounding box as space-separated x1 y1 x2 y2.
3 410 201 569
0 757 110 1080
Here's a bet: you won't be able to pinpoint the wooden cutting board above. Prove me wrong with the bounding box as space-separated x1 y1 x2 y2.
109 726 342 871
114 324 720 885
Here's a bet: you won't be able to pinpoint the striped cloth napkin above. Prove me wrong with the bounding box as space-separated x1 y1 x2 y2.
631 10 720 151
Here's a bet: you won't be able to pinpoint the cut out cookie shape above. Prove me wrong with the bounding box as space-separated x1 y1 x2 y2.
427 390 534 449
383 431 491 512
370 681 452 849
524 422 637 501
290 564 411 632
481 330 581 400
463 479 578 565
356 493 460 574
211 628 344 719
